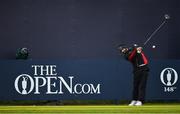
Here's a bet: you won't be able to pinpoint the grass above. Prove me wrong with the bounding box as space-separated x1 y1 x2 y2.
0 105 180 114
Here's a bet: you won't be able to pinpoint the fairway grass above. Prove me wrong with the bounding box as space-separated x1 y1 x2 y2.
0 105 180 114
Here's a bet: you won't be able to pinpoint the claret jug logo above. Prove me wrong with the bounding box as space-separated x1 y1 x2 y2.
14 74 34 95
160 68 178 92
14 65 101 95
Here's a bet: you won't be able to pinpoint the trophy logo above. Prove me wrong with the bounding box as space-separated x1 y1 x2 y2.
14 74 34 95
22 76 28 94
160 68 178 86
166 70 172 86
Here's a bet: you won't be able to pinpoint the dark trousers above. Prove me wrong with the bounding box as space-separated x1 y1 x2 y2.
133 70 148 102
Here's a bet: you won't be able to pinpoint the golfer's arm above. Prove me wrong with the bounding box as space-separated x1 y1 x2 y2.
128 49 136 61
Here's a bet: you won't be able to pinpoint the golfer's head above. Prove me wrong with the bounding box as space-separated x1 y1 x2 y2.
118 44 129 53
121 47 129 53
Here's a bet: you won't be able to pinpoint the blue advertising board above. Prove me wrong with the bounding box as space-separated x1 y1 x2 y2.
0 59 179 100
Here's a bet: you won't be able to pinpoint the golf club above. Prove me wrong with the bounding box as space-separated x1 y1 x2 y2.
118 14 170 51
143 14 170 47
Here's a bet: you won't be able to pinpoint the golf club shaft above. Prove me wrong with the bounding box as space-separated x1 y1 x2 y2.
143 20 167 47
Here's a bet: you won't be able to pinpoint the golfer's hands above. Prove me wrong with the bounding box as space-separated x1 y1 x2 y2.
136 47 142 53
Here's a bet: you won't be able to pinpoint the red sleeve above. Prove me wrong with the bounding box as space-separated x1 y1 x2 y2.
128 48 136 61
141 52 148 64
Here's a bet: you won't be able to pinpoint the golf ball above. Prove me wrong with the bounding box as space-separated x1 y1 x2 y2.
152 45 156 48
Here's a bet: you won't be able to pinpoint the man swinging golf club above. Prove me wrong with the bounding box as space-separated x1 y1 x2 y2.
118 14 170 106
119 44 149 106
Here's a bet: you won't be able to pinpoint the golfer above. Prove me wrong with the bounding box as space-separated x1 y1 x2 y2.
119 45 149 106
